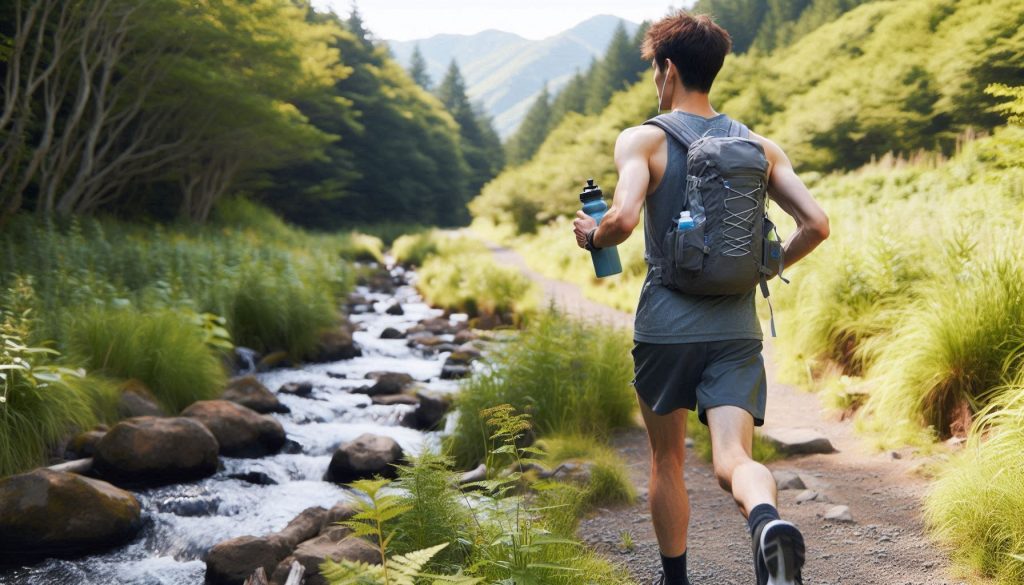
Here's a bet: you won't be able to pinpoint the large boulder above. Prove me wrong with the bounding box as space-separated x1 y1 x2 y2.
64 429 106 459
0 469 141 562
93 416 219 486
311 321 362 363
222 376 289 414
270 532 378 585
205 506 329 585
116 380 166 418
324 433 405 484
181 400 286 458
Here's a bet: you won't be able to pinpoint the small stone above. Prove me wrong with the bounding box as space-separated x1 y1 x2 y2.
772 470 806 491
889 451 902 460
279 382 314 397
440 364 471 380
795 490 818 504
824 505 854 523
380 327 405 339
760 428 837 455
385 303 404 316
684 437 695 448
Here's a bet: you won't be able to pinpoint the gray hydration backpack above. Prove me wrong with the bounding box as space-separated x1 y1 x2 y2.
643 113 788 335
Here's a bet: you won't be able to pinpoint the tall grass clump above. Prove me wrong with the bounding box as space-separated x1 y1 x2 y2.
1 298 97 476
445 308 636 468
391 230 444 266
68 307 226 413
925 368 1024 584
227 269 337 358
534 433 637 511
416 235 537 318
859 246 1024 443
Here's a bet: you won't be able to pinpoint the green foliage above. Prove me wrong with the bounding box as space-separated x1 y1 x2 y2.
988 84 1024 125
445 309 636 469
408 44 432 91
0 290 96 476
391 231 443 266
68 308 226 414
926 368 1024 584
0 215 354 361
585 22 647 115
321 477 481 585
415 236 537 318
391 450 474 574
506 86 552 166
534 433 637 511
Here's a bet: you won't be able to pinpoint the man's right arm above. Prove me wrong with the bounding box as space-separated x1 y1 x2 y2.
755 134 830 267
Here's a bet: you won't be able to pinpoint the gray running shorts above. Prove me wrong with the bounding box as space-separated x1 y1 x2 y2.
631 339 767 426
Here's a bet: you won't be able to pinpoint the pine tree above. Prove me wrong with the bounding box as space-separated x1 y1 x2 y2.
436 60 500 198
550 67 590 122
585 21 640 114
506 85 551 165
408 44 431 90
347 4 373 50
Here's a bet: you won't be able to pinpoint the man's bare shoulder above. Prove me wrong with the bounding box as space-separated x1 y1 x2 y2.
747 130 787 166
616 125 665 155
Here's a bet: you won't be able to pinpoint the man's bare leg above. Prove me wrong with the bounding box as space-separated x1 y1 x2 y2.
704 405 775 515
706 404 805 585
637 395 690 557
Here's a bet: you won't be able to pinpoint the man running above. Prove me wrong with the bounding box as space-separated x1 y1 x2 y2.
572 10 830 585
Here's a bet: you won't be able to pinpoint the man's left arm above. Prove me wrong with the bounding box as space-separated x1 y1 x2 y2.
573 127 655 249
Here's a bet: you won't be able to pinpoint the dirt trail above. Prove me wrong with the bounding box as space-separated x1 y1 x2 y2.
488 243 965 585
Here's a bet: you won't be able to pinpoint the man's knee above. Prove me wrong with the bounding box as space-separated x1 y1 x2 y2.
651 443 686 473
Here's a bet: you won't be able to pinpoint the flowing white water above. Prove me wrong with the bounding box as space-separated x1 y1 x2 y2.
2 271 466 585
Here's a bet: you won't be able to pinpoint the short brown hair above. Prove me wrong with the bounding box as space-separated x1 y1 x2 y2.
641 11 732 93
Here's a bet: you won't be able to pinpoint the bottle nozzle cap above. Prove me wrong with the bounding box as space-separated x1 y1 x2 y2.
579 178 602 202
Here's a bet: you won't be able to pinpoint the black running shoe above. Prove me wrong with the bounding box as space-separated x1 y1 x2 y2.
755 519 805 585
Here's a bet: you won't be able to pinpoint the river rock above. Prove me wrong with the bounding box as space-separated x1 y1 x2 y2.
324 433 405 484
380 327 405 339
440 364 471 380
182 400 286 458
384 303 404 316
93 416 219 486
824 505 855 523
270 532 378 585
370 393 420 406
796 489 819 504
418 317 455 335
311 325 362 363
116 380 166 418
353 372 413 396
772 470 807 490
760 428 837 456
205 506 330 585
278 381 313 397
414 390 452 430
0 469 142 561
453 329 477 344
444 351 478 367
222 376 289 414
64 429 106 459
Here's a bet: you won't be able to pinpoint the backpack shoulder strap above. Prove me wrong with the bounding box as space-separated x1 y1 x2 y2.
642 114 702 148
727 118 751 138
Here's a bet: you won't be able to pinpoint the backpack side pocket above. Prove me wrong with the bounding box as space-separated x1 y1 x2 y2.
761 216 783 278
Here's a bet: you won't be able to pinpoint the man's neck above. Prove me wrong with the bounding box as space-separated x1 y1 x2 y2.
668 90 717 118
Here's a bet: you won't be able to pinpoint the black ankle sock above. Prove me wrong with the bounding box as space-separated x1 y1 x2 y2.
747 503 780 542
659 549 690 585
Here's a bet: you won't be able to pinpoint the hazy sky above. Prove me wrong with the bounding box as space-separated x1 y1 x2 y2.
310 1 691 41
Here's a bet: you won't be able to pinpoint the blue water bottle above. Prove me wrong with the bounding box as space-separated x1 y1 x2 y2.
579 179 623 277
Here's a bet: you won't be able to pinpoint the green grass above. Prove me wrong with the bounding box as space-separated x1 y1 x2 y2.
926 368 1024 584
68 307 227 414
415 234 538 318
535 432 637 511
445 308 637 469
391 230 442 266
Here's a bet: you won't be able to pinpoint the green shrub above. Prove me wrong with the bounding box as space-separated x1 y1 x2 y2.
416 236 537 318
926 369 1024 584
445 309 636 468
391 230 442 266
68 308 226 413
859 247 1024 444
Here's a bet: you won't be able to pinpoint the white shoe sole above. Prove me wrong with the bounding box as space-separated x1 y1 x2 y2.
760 519 805 585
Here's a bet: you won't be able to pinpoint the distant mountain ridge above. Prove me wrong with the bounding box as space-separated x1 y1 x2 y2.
388 15 639 138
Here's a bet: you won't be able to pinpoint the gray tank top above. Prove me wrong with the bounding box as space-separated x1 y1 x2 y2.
633 111 763 343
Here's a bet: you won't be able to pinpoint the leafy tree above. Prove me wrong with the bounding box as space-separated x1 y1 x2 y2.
408 44 431 90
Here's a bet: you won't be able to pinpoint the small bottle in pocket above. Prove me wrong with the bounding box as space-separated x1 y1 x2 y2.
677 210 695 231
